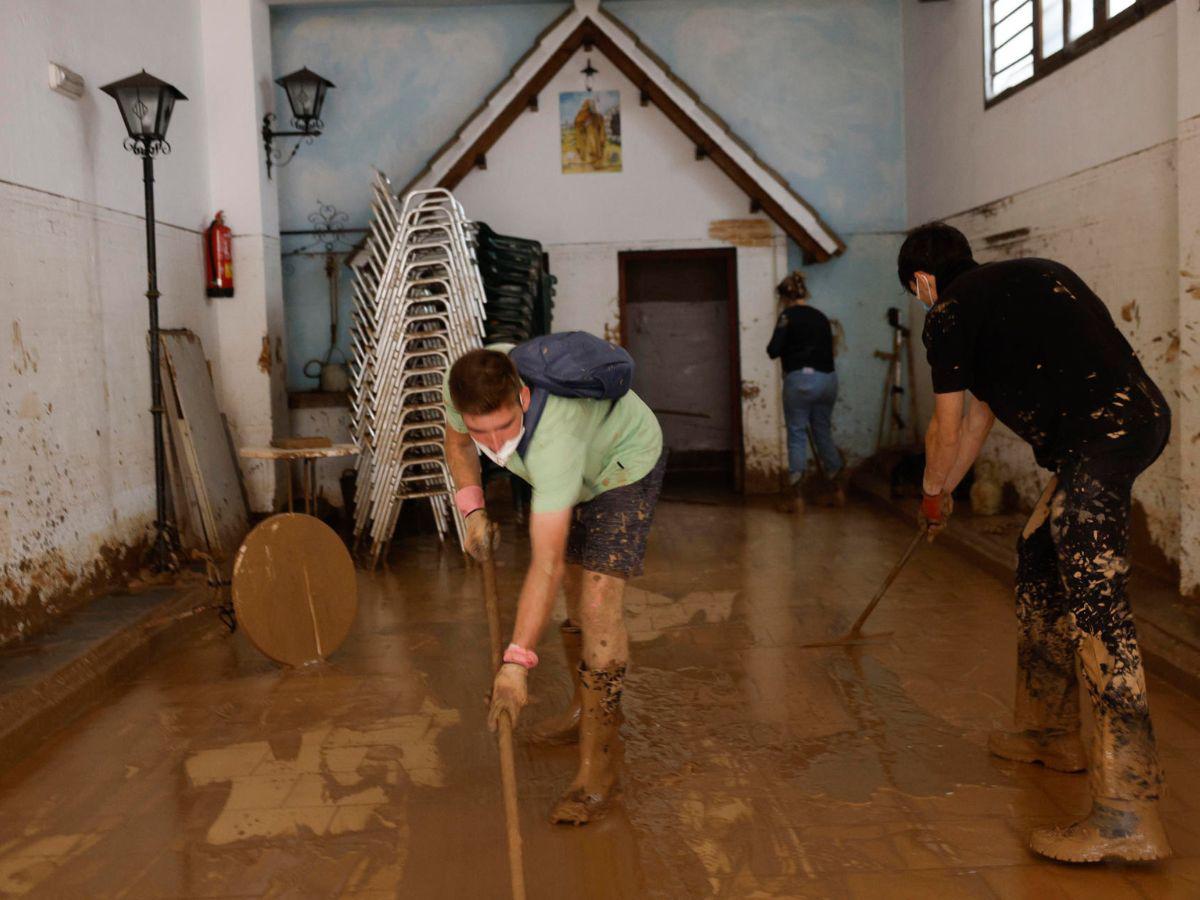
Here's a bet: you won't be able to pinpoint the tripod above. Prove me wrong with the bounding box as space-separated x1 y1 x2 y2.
874 306 918 453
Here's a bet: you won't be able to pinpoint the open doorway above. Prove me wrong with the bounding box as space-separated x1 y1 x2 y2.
618 248 743 491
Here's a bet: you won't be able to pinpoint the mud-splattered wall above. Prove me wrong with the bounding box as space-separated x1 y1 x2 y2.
272 0 907 490
1 0 289 643
903 0 1200 593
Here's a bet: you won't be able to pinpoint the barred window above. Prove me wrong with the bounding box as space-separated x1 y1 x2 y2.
984 0 1173 105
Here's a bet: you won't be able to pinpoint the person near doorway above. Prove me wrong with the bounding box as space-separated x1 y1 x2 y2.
767 270 844 513
898 222 1172 863
442 338 665 826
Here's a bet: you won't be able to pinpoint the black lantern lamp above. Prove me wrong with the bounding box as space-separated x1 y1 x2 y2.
262 67 335 179
100 70 188 572
101 69 186 156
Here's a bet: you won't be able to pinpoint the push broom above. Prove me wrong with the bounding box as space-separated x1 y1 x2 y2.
800 525 926 649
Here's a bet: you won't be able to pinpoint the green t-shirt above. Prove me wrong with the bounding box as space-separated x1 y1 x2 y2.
443 351 663 513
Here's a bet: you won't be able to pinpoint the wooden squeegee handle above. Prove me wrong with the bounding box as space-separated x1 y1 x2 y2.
848 527 926 637
480 546 527 900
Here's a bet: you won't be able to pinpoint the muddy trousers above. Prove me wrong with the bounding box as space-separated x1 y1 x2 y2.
1014 423 1168 803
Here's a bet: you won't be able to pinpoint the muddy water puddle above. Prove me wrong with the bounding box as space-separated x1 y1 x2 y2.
1 501 1199 897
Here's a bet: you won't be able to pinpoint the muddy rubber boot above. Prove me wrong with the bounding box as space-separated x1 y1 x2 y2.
993 597 1086 771
776 481 805 515
1030 632 1170 863
830 468 848 508
549 662 625 826
527 627 584 746
814 472 847 508
1030 798 1171 863
987 729 1087 772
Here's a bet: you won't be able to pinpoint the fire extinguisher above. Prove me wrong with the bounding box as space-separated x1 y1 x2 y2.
204 211 234 298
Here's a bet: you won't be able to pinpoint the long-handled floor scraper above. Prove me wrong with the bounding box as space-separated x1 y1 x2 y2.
479 540 527 900
801 525 927 649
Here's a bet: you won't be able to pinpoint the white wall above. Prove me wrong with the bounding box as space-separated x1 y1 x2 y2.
199 0 289 509
0 0 287 643
1176 1 1200 594
903 0 1197 589
455 46 790 490
904 0 1177 223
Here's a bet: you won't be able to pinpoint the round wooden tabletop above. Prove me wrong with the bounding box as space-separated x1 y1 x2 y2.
231 513 358 666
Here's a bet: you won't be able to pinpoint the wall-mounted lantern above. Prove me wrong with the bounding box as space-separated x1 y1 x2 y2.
262 67 335 180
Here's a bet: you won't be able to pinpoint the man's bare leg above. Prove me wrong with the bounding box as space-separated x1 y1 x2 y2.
527 565 585 745
549 570 628 825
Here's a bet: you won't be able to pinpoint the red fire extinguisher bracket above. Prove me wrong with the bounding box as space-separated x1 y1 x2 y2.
204 211 235 298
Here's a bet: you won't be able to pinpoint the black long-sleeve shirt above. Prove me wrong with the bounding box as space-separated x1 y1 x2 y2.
767 304 835 374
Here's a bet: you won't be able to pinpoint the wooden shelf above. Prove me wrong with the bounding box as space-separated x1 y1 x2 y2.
288 390 349 410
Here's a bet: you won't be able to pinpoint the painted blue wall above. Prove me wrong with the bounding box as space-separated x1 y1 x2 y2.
271 0 909 462
271 2 565 391
605 0 909 460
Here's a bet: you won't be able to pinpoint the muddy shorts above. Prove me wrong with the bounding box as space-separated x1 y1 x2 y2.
565 450 667 579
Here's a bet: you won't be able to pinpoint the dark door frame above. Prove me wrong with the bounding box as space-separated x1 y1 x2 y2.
617 247 744 492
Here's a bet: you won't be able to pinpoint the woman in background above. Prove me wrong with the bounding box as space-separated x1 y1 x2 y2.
767 271 844 513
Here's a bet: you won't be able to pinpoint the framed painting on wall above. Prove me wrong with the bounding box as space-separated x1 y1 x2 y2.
559 90 621 174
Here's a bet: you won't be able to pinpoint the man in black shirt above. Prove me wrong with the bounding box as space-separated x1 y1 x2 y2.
767 271 844 512
897 223 1172 863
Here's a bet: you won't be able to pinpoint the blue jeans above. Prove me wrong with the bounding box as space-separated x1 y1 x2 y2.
782 369 841 484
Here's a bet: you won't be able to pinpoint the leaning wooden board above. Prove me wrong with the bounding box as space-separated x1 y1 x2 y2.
160 398 207 554
159 329 249 559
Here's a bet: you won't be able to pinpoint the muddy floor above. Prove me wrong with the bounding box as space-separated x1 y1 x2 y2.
1 499 1199 897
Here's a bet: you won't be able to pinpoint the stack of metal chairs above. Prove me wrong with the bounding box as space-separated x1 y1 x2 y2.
349 173 486 567
474 222 555 344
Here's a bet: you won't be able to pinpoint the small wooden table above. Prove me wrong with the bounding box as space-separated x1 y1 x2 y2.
239 443 359 514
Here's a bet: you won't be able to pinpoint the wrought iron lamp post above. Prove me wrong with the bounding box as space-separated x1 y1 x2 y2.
100 70 187 572
262 67 335 179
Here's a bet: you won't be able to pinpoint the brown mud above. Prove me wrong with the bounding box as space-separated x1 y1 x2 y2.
0 503 1199 896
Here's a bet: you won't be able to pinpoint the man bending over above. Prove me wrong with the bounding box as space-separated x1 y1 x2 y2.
443 344 665 825
898 222 1172 863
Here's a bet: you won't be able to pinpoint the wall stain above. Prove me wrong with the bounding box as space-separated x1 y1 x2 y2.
971 196 1013 219
258 335 272 374
602 321 621 345
1165 332 1180 364
1120 299 1140 326
829 318 846 356
11 321 38 374
743 443 783 494
740 381 761 400
1 539 144 647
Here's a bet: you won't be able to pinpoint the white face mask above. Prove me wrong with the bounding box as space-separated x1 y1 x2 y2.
474 427 525 468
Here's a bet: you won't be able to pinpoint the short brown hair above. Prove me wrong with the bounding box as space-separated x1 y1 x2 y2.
448 349 521 415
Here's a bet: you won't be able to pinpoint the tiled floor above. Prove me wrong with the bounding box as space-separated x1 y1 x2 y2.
0 498 1198 897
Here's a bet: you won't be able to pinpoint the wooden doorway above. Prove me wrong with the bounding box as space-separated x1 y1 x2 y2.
619 248 743 490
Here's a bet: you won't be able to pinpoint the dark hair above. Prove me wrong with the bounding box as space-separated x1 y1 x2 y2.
448 349 521 416
776 270 808 301
896 222 974 293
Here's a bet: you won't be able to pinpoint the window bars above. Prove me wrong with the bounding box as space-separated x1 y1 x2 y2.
349 173 486 568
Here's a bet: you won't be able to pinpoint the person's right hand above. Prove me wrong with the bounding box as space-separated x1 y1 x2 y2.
464 509 499 561
918 491 953 541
